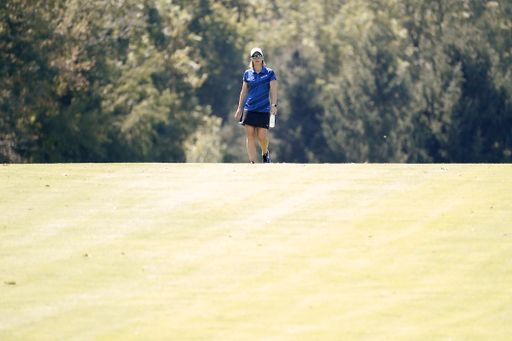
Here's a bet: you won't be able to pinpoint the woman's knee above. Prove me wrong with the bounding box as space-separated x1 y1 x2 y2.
246 130 256 140
257 131 268 142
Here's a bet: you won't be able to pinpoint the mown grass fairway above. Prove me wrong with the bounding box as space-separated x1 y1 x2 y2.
1 163 511 340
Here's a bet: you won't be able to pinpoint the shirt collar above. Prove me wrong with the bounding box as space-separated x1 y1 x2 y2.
252 66 267 74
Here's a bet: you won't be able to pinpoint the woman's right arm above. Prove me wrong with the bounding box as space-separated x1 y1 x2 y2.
235 82 248 120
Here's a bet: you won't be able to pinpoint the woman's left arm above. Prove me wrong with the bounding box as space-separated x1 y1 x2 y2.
270 79 277 115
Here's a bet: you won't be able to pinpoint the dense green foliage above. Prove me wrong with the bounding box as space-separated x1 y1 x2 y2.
1 0 511 163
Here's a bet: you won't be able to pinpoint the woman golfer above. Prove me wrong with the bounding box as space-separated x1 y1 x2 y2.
235 47 277 163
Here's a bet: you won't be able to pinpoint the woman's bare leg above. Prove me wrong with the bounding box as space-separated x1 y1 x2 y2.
245 125 257 162
257 127 269 155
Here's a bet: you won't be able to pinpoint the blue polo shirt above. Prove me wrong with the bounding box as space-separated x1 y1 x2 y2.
243 66 276 113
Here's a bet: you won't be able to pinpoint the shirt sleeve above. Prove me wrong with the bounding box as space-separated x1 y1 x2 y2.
243 71 249 83
269 69 276 82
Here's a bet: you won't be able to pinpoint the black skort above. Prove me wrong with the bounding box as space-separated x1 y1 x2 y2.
239 109 270 129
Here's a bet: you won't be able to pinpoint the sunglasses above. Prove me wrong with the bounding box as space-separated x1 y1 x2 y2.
251 55 263 59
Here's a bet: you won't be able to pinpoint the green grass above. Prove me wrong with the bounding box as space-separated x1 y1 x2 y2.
1 163 511 341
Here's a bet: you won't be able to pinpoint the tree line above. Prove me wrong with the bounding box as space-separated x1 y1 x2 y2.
1 0 511 163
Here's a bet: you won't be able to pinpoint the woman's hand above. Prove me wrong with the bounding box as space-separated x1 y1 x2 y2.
270 106 277 116
235 109 242 120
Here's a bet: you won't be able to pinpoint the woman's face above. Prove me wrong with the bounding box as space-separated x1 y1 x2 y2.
252 53 264 66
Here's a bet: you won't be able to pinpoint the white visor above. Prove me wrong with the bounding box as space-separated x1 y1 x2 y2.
250 47 263 57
